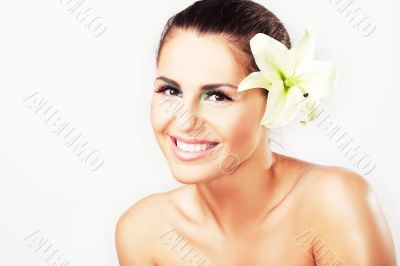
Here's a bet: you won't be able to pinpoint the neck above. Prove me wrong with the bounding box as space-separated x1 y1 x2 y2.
195 133 281 237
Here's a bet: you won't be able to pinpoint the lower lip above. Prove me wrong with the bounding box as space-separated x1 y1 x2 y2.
170 137 220 162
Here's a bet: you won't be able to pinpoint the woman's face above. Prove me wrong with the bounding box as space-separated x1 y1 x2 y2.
151 30 267 184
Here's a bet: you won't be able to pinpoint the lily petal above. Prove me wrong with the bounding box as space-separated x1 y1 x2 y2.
237 71 272 92
290 29 315 70
261 85 304 128
250 33 294 82
269 80 285 91
296 61 336 98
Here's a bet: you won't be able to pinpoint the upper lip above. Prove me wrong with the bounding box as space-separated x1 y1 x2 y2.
170 135 219 145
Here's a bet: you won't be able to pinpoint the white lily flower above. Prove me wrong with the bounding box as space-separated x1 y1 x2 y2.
237 29 336 128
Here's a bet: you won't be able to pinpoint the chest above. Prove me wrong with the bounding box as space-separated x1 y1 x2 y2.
153 186 318 265
154 215 316 266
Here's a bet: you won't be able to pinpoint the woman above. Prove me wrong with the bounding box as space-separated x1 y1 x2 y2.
116 0 396 265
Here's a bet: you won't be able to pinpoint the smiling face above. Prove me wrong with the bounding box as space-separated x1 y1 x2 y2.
151 30 267 184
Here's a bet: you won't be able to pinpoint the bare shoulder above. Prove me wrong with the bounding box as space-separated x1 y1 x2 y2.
299 165 373 197
117 193 165 224
298 165 382 216
296 165 397 265
115 193 167 266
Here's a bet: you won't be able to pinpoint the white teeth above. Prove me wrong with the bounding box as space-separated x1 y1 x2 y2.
176 140 215 152
194 145 201 152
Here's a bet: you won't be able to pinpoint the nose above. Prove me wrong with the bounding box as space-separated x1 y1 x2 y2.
177 110 203 132
175 95 203 133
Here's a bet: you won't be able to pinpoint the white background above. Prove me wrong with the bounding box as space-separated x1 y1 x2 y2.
1 0 399 265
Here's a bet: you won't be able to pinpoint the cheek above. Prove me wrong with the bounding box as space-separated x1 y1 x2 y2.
230 106 262 144
150 95 161 133
207 97 265 152
150 95 180 133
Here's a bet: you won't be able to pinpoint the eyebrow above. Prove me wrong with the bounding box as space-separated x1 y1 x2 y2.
155 76 238 91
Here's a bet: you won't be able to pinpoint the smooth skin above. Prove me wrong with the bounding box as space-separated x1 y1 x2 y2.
115 30 397 265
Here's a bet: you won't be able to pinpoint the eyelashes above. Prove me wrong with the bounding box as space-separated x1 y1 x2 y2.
204 90 234 102
154 85 181 97
154 84 234 103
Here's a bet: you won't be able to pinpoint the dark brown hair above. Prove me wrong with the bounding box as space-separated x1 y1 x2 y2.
155 0 291 96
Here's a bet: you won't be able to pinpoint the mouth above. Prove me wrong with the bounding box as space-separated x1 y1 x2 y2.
169 135 220 161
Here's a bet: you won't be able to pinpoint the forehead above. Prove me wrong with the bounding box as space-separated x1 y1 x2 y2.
157 30 246 85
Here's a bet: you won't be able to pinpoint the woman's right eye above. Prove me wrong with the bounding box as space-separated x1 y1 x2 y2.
155 85 181 96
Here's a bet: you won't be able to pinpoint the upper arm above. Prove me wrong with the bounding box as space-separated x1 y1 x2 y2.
311 167 396 266
115 195 159 266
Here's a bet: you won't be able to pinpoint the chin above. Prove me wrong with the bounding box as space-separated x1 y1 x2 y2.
169 163 225 185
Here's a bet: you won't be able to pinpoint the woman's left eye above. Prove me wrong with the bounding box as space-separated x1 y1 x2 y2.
203 91 233 102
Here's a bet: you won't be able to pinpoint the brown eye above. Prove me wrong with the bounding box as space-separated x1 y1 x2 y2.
215 93 227 101
155 85 181 96
203 90 233 102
